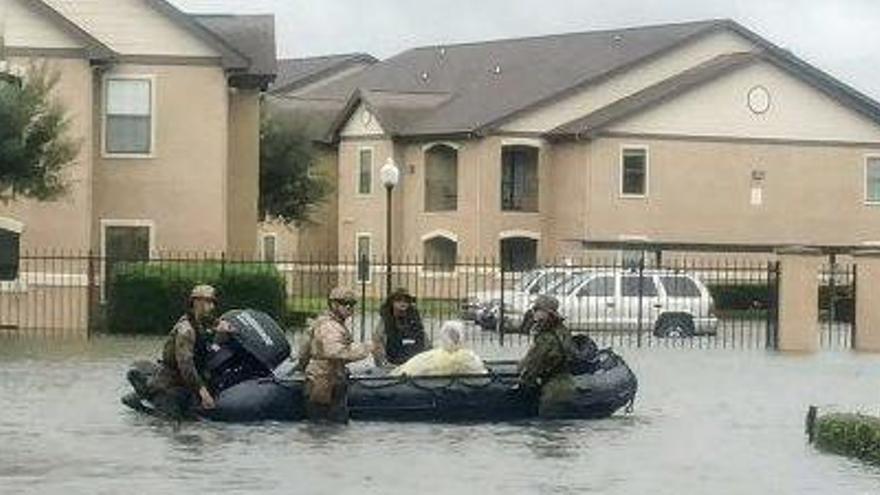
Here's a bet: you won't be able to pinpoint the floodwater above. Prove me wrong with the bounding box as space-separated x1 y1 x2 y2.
1 336 879 495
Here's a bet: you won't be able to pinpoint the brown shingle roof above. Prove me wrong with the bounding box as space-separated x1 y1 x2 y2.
272 53 377 95
194 14 277 78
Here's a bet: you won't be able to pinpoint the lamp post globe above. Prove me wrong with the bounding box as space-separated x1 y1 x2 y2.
380 158 399 296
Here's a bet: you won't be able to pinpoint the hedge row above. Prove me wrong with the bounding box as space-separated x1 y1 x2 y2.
814 413 880 465
107 261 286 335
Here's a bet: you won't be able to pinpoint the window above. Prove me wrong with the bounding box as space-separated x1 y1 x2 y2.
424 145 458 211
577 276 615 297
660 276 701 298
501 146 539 211
0 227 20 281
262 234 277 263
866 157 880 203
527 272 568 294
500 237 538 272
356 234 372 282
621 148 648 196
621 276 658 297
105 78 152 155
358 148 373 195
423 236 457 272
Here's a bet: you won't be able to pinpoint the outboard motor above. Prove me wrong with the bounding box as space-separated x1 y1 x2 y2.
205 309 291 392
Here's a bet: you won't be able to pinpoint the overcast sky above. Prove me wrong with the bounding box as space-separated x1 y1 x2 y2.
173 0 880 100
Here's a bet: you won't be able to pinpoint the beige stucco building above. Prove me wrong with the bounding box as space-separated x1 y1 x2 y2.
281 20 880 269
0 0 275 268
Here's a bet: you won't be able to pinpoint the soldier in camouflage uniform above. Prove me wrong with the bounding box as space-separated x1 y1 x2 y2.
517 294 579 418
297 287 371 423
133 284 234 419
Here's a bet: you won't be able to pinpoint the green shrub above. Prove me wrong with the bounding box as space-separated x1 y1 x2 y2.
815 413 880 465
107 261 286 335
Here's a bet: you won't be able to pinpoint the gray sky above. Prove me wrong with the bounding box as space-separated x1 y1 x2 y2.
174 0 880 100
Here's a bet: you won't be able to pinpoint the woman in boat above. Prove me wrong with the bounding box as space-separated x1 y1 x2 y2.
391 321 487 376
372 288 428 366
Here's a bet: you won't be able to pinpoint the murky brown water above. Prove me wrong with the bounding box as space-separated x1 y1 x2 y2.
1 336 879 494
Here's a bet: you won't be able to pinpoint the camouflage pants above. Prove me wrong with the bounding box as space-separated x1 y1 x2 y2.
305 379 349 423
538 373 577 419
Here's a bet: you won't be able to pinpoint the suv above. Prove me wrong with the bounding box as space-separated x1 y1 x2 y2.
460 268 579 325
506 269 718 337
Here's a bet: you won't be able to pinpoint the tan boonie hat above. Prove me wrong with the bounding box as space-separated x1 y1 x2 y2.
328 286 356 302
190 284 217 301
532 294 559 313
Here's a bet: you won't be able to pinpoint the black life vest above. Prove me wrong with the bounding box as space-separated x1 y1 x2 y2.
383 310 426 365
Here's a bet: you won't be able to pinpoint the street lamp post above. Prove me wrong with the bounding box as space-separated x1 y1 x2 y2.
380 158 400 297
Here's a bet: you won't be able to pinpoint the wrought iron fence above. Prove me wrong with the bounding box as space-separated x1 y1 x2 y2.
819 259 856 350
0 250 789 352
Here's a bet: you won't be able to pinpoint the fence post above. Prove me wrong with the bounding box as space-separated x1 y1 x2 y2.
852 250 880 352
359 254 368 342
498 256 506 347
637 251 645 348
86 249 95 339
776 246 823 352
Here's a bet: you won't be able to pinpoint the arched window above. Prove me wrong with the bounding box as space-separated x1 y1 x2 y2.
0 218 23 281
423 235 457 272
500 236 538 272
424 144 458 212
501 145 539 212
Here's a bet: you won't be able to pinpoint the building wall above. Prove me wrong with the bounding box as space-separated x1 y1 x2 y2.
41 0 221 57
501 30 755 133
583 137 880 246
93 63 230 252
1 0 83 49
0 56 95 252
227 88 260 256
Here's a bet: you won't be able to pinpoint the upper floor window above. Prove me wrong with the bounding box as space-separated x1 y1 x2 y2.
501 146 539 212
424 144 458 212
262 233 278 263
356 233 372 282
621 147 648 196
423 235 457 272
866 157 880 204
105 78 153 155
358 148 373 195
0 226 20 281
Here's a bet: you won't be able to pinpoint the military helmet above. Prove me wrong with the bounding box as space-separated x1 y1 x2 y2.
532 294 559 314
190 284 217 301
328 286 356 304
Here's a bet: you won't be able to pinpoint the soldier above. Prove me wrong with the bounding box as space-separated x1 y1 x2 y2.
301 286 371 422
131 284 234 419
517 294 578 418
372 287 427 366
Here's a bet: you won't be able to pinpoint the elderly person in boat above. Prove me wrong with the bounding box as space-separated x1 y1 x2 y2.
391 321 488 376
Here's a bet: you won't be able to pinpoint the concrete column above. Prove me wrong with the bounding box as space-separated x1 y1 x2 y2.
226 88 260 256
777 246 823 352
854 250 880 352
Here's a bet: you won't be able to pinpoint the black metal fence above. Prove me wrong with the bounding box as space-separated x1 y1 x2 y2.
0 250 792 352
819 258 856 350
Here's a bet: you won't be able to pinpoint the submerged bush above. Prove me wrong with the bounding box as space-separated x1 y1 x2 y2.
814 413 880 465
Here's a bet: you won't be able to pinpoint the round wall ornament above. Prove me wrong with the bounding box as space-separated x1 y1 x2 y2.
747 85 771 114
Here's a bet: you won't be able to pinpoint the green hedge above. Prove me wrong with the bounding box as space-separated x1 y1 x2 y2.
107 261 286 335
814 413 880 465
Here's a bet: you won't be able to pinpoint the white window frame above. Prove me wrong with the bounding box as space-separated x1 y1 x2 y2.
619 145 649 198
864 154 880 205
102 75 157 159
261 232 279 262
355 232 373 283
355 146 374 196
99 219 156 300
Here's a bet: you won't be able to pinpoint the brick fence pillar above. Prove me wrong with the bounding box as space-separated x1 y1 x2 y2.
777 246 823 352
854 250 880 352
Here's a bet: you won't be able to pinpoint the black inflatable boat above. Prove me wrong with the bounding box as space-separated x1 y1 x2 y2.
122 309 638 422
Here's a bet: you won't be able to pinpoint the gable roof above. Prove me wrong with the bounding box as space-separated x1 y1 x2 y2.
271 53 377 95
322 19 880 141
194 14 277 88
19 0 115 59
550 51 759 138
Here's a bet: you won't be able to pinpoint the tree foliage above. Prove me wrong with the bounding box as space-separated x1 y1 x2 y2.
0 62 79 203
259 111 331 226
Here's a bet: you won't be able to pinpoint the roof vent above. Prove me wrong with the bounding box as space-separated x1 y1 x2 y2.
420 71 430 82
492 64 502 75
612 34 624 44
438 47 447 58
